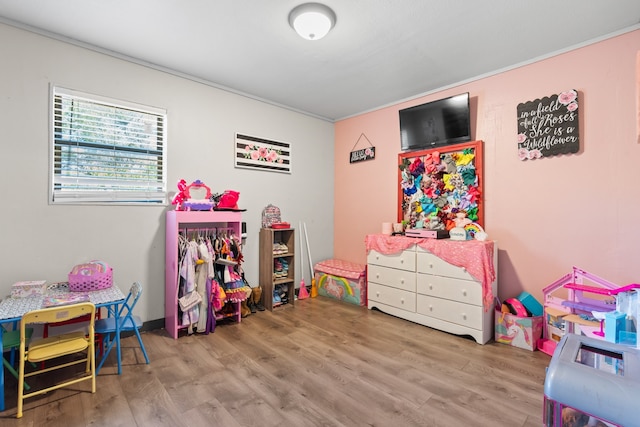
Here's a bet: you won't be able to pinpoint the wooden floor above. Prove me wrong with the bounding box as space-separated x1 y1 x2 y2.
0 297 551 426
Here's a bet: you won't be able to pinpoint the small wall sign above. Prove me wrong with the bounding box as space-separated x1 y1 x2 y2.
516 89 580 160
350 147 375 163
349 133 376 164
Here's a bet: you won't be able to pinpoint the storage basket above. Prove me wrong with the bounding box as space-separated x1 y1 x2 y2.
68 261 113 292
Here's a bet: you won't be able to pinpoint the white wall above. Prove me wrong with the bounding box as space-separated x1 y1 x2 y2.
0 23 335 323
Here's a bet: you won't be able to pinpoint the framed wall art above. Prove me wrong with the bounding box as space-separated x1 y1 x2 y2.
398 140 484 230
516 89 579 160
235 133 291 173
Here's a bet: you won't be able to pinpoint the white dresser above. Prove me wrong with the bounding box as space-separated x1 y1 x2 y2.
366 237 497 344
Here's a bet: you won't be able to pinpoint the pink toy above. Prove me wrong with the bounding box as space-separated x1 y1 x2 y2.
171 179 188 210
172 179 216 211
453 211 472 228
504 298 529 317
216 190 240 210
182 180 214 211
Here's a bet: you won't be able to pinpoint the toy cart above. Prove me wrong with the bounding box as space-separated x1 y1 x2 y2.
544 333 639 426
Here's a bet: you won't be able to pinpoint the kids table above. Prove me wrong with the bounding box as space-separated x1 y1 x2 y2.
0 284 126 412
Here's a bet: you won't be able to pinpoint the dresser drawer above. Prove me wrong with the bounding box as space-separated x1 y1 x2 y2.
416 274 482 306
368 282 416 312
416 250 475 281
367 264 415 292
367 249 415 271
416 294 482 330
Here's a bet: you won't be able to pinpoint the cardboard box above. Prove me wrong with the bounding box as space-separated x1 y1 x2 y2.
495 309 543 351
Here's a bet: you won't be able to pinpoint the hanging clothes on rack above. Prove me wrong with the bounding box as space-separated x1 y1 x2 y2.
179 238 201 333
195 230 218 333
165 210 245 339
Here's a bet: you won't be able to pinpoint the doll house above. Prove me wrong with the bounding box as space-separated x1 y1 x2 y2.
538 267 618 356
538 266 639 356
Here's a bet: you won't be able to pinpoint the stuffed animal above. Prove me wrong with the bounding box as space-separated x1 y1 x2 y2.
453 212 472 228
442 153 457 174
561 407 608 427
426 215 445 230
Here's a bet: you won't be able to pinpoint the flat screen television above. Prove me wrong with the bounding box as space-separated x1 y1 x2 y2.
399 92 471 151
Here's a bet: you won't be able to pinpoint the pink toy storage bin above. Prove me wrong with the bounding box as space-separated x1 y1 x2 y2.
495 308 543 351
313 259 367 306
68 261 113 292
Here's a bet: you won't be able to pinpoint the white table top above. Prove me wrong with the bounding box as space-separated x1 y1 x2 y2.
0 283 126 321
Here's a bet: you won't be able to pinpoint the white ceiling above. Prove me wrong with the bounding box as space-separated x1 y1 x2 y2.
1 1 639 121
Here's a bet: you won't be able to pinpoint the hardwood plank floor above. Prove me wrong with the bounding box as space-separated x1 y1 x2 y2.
0 297 551 426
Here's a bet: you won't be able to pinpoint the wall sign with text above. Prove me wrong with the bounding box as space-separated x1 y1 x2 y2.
350 147 375 163
516 89 579 161
349 133 376 164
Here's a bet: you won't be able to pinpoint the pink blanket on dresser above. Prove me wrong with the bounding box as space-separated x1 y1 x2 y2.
364 234 496 310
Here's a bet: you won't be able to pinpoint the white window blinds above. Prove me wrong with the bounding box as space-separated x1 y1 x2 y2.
51 86 167 204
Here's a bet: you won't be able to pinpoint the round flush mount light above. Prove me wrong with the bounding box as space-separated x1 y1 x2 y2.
288 3 336 41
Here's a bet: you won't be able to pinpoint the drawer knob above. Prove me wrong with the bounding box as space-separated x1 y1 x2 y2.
376 292 380 297
401 298 405 304
376 273 380 279
462 267 466 272
462 313 467 320
429 284 433 290
400 259 404 264
429 305 433 311
400 278 404 284
462 290 467 297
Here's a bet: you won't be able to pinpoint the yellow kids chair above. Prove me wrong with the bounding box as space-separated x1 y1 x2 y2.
17 302 96 418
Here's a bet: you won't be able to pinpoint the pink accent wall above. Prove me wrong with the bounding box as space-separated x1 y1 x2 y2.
334 30 640 302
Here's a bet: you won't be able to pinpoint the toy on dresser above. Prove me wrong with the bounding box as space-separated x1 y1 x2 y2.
449 212 488 241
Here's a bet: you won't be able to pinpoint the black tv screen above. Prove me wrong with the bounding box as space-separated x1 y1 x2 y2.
399 92 471 151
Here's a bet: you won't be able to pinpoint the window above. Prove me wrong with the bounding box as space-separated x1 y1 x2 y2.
50 86 167 204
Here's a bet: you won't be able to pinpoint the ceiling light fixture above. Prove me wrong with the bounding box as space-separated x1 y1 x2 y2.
288 3 336 41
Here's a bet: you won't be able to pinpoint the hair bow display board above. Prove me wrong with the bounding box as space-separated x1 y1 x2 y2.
397 140 483 231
